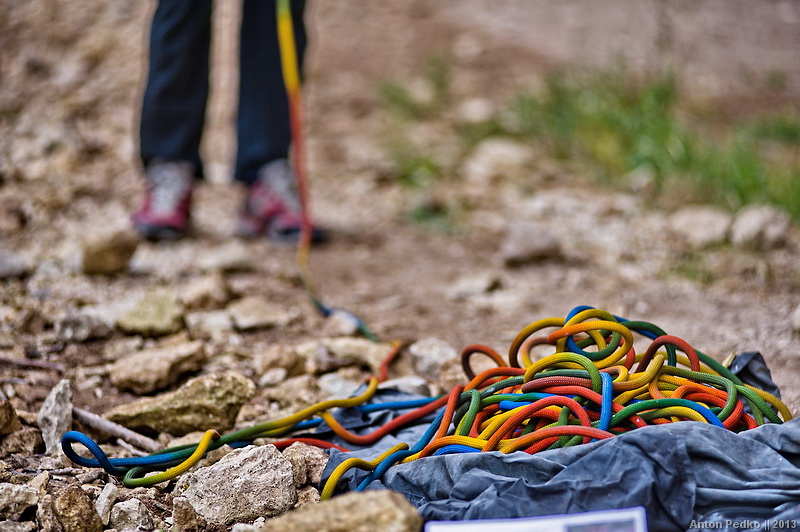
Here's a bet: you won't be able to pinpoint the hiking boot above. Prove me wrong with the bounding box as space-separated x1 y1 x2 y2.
236 159 327 244
132 160 194 241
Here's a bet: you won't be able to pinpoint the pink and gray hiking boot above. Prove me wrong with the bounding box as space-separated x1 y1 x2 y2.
236 159 327 244
132 160 194 241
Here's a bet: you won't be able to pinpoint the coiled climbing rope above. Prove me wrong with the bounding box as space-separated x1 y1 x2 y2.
62 305 792 499
318 306 789 498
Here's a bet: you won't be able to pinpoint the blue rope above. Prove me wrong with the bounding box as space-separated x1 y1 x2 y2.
433 444 480 455
355 409 446 491
61 396 443 477
598 372 613 433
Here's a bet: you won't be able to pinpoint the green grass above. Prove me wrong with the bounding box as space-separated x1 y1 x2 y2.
501 68 800 218
671 251 716 286
748 115 800 144
379 55 453 190
385 140 442 188
378 55 452 121
377 56 462 233
406 197 460 235
378 60 800 224
379 80 430 121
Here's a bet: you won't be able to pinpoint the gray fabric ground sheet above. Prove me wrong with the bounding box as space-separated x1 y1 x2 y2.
322 419 800 531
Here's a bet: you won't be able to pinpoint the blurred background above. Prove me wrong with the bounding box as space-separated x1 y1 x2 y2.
3 1 799 222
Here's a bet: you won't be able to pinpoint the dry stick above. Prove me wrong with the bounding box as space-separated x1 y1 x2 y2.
72 407 161 453
0 356 65 372
115 438 149 457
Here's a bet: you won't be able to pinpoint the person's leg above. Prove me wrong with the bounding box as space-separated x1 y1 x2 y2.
235 0 307 185
134 0 213 240
235 0 323 242
139 0 213 177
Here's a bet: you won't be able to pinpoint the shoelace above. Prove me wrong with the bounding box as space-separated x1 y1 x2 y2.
148 162 193 215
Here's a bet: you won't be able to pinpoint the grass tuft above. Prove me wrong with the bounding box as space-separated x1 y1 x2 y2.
503 67 800 218
378 59 800 224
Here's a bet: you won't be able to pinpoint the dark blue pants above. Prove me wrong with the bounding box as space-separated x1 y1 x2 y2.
139 0 307 184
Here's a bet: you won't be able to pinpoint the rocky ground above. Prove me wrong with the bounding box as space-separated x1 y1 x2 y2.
1 1 799 531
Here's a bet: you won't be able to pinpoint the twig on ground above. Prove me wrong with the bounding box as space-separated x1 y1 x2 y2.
115 438 149 457
0 356 65 372
73 407 161 453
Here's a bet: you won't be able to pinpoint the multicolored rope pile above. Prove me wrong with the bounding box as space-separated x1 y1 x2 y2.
319 305 790 498
62 306 791 499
